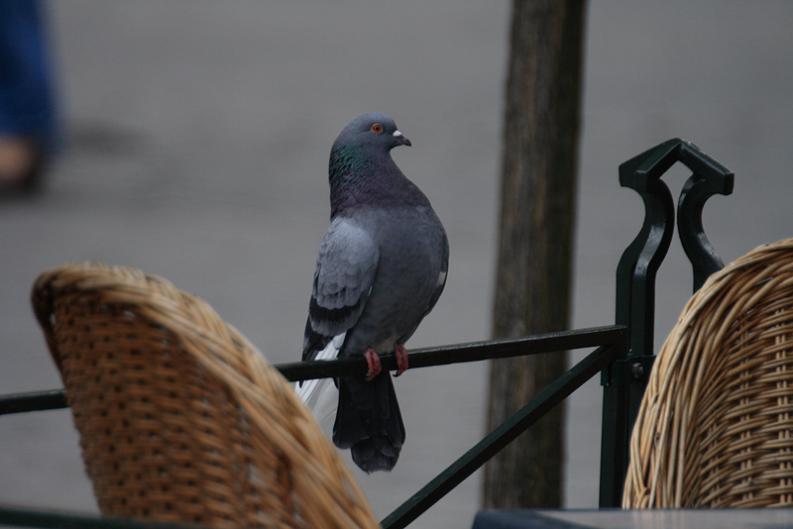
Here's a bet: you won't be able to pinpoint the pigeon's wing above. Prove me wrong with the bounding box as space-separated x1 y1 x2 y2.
302 217 379 362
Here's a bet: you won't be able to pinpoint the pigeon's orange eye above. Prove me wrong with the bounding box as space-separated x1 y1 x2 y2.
371 122 384 135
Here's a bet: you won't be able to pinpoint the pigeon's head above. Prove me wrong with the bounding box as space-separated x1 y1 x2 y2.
333 112 412 153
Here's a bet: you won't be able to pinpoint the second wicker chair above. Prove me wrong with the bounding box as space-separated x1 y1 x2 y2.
623 238 793 508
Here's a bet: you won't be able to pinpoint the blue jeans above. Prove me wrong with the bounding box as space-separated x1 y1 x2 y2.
0 0 58 151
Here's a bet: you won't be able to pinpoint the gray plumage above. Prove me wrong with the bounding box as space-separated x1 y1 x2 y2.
300 112 448 472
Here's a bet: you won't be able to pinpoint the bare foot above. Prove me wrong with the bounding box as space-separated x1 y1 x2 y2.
0 138 35 186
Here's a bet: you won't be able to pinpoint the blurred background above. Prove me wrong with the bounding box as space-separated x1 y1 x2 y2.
1 1 793 527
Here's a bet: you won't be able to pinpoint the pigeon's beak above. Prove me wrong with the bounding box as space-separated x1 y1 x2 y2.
393 130 412 147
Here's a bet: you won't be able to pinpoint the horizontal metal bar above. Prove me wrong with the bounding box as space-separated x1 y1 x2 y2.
380 345 619 529
280 324 625 380
0 389 68 415
0 505 205 529
0 325 625 416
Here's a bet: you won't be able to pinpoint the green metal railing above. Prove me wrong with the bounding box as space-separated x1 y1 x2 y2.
0 138 733 527
0 326 625 529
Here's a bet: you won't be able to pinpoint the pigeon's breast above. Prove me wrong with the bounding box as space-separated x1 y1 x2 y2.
345 206 447 352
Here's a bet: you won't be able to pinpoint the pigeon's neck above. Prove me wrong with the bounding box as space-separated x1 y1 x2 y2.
328 144 427 216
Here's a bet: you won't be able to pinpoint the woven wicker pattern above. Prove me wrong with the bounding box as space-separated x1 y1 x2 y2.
32 263 377 529
623 238 793 508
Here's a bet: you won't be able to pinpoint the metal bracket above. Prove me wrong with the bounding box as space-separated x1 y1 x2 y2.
601 355 655 387
612 355 656 387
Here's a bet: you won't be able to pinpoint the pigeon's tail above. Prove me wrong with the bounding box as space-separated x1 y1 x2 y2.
333 373 405 473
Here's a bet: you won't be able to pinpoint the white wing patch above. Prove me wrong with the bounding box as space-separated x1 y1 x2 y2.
330 332 346 350
437 270 447 287
295 333 343 435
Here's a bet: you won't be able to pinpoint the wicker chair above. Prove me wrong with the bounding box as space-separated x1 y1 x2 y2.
623 237 793 508
32 263 378 529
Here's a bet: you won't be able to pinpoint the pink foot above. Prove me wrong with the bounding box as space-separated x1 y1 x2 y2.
364 348 382 381
394 344 409 377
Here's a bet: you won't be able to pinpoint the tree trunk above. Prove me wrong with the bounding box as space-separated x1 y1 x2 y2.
483 0 586 509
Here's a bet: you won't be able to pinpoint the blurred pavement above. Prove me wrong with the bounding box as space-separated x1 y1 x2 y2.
1 2 793 528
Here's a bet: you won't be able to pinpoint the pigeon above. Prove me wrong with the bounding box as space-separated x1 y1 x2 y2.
297 112 448 473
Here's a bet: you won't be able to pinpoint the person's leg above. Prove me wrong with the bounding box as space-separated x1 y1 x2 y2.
0 0 58 192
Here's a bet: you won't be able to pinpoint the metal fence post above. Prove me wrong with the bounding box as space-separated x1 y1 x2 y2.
598 139 733 507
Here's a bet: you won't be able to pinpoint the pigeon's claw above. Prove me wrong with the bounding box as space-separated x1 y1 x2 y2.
364 348 382 381
394 344 409 377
